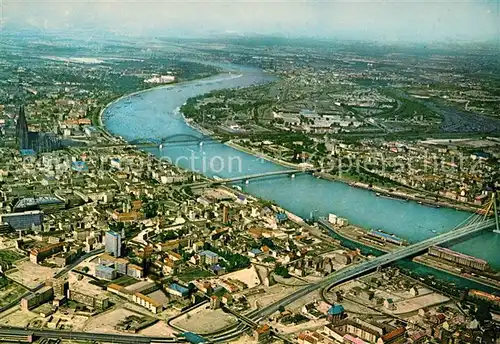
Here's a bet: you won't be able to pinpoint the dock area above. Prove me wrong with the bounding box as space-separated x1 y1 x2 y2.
413 254 500 290
319 217 500 290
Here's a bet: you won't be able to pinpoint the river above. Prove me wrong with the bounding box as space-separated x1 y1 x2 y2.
103 63 500 273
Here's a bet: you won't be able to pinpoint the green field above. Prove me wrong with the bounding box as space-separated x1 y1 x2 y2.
89 274 138 289
0 277 27 307
177 268 213 282
112 275 139 287
0 250 24 264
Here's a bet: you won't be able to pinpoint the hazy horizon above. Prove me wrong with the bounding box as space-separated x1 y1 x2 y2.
2 0 500 43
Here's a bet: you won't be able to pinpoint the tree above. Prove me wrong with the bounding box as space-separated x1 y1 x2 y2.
161 231 178 241
317 143 327 154
261 238 275 249
475 302 492 324
274 266 290 278
109 222 125 232
263 257 276 264
143 201 159 219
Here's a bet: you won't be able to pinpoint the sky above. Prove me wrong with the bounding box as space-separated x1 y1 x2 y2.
2 0 500 42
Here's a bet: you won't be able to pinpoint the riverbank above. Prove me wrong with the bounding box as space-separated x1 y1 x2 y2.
413 255 500 290
225 140 304 169
98 71 239 131
314 171 481 214
329 224 404 253
97 82 183 129
182 121 481 216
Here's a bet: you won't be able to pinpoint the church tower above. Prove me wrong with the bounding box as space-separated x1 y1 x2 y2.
16 105 29 150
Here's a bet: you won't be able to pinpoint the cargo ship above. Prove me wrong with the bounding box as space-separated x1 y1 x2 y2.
367 229 408 246
417 201 440 208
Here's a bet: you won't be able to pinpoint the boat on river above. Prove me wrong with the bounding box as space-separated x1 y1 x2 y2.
376 192 409 202
418 201 440 208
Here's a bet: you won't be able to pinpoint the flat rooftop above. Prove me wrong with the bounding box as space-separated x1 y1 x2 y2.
125 280 153 292
14 196 64 209
69 274 104 298
146 290 169 306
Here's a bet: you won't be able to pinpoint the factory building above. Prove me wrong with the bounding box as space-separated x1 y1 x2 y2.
199 250 219 265
97 253 144 278
468 289 500 306
254 324 271 343
132 293 163 314
0 210 44 230
67 289 109 310
166 283 190 298
324 318 405 344
95 264 117 280
13 197 65 213
21 286 54 311
127 264 144 279
429 246 488 271
328 213 349 227
51 279 69 298
30 242 65 264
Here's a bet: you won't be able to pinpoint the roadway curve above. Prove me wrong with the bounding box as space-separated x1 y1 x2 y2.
205 218 496 341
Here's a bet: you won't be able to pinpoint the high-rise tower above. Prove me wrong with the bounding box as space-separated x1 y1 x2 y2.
16 105 29 150
105 230 122 257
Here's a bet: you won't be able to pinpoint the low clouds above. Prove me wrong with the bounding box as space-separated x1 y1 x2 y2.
3 0 499 42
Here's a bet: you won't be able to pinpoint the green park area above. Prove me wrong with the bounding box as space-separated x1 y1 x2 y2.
177 268 213 283
112 275 139 287
0 276 27 307
0 249 24 265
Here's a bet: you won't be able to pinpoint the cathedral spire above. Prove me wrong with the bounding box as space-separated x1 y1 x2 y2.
16 105 29 150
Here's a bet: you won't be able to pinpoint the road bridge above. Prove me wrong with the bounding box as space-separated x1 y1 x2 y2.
183 168 318 190
221 307 294 343
88 139 221 150
256 218 496 317
223 168 318 183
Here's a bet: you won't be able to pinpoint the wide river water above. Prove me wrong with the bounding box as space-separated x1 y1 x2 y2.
103 63 500 273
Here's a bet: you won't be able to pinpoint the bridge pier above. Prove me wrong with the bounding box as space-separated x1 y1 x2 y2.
493 190 500 234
